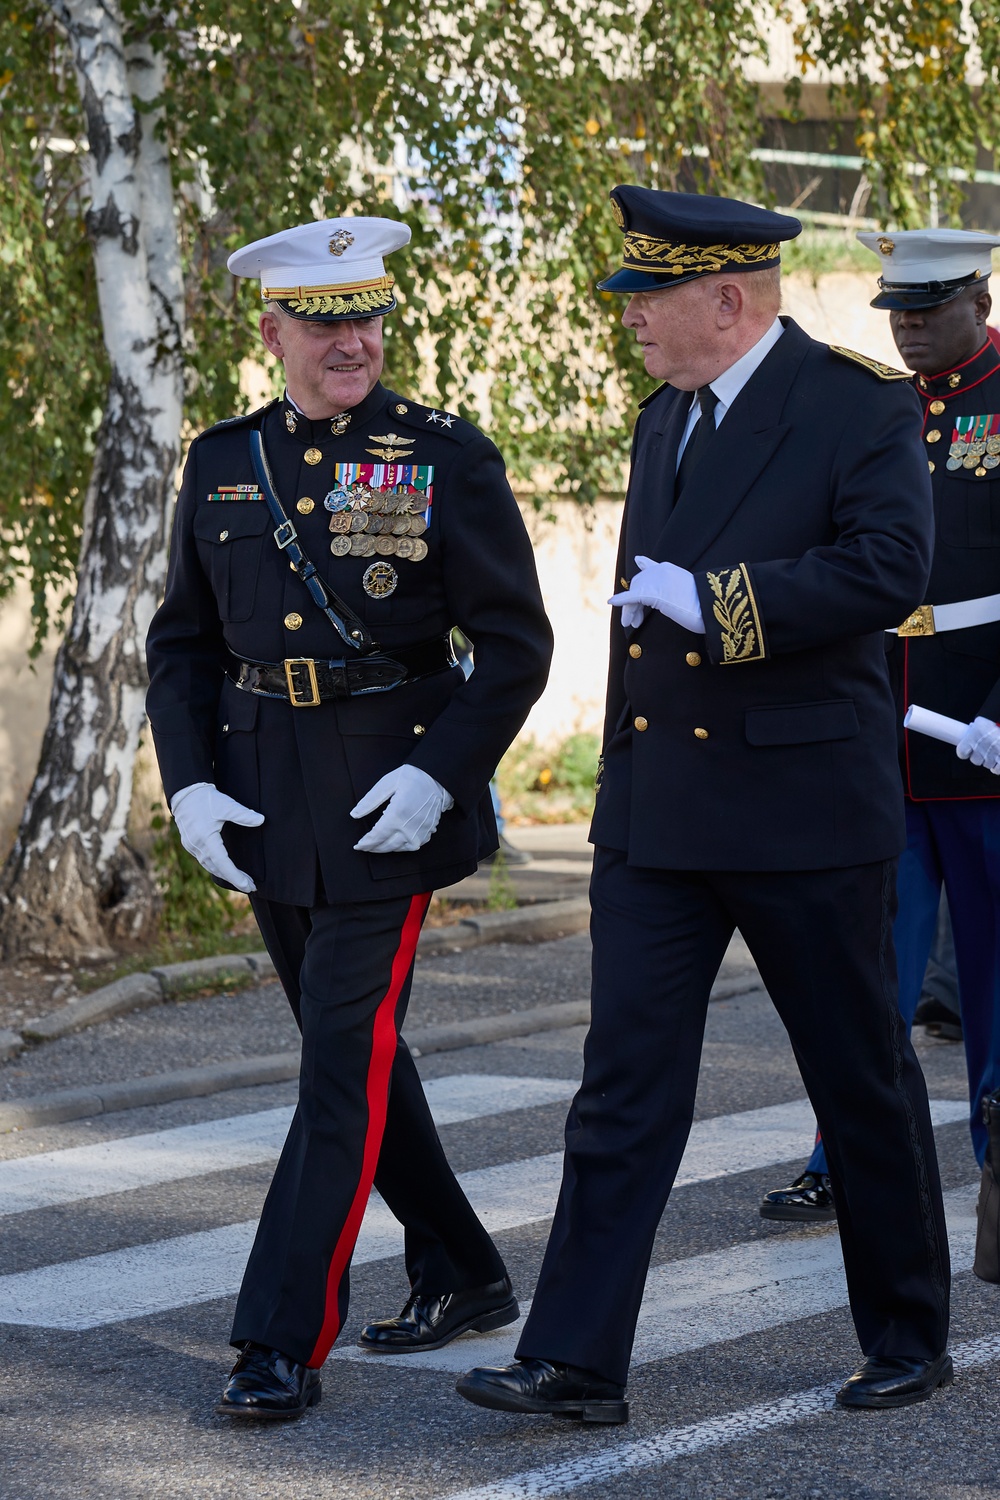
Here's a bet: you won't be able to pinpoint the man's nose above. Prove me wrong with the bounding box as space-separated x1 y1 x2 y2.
622 297 642 329
330 323 363 354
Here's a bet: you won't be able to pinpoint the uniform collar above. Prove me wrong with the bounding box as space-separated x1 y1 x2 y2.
279 380 388 443
913 339 1000 401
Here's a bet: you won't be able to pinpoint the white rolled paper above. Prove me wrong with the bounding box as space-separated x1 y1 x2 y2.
903 704 970 747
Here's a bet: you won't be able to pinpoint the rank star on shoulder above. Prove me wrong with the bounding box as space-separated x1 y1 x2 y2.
426 410 455 428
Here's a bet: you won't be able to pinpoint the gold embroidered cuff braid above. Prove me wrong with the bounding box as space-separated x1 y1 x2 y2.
705 565 766 664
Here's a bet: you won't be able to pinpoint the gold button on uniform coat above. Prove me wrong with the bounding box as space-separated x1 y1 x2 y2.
925 429 941 443
297 497 315 515
929 400 945 415
685 651 702 667
634 716 648 732
284 612 303 630
629 643 642 659
694 727 709 739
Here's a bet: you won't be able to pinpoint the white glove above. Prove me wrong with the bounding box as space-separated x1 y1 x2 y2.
608 555 705 634
956 716 1000 774
351 764 454 853
170 782 264 893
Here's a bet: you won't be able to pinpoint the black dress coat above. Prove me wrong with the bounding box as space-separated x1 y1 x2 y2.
145 382 553 906
886 337 1000 800
590 317 934 870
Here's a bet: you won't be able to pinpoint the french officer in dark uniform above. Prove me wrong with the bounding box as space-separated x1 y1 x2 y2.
764 228 1000 1221
145 217 552 1419
457 187 952 1423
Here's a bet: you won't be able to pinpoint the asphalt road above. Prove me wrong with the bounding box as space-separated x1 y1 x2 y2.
0 927 997 1500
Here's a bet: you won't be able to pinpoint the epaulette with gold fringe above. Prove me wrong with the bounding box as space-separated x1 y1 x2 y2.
829 346 912 381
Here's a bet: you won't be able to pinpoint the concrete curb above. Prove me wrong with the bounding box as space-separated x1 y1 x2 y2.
13 898 590 1046
0 975 764 1133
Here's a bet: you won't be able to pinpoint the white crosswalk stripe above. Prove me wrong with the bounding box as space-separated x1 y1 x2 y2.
332 1186 978 1372
0 1074 578 1217
434 1332 1000 1500
0 1092 968 1332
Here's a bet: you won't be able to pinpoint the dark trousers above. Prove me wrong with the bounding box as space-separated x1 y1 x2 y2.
231 893 506 1367
516 848 951 1387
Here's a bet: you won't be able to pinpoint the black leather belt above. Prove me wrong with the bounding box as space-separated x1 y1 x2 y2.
228 635 458 707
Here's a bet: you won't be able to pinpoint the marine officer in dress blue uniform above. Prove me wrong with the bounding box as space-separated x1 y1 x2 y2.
145 218 552 1419
457 186 952 1422
763 229 1000 1223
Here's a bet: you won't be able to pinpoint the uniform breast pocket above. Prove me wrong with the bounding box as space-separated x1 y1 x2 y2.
937 473 1000 548
193 505 271 622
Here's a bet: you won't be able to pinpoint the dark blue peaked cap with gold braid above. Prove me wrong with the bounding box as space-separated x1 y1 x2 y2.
598 185 801 294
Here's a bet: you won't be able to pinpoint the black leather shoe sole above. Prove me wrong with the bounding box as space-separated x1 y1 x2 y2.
456 1375 628 1424
759 1198 836 1223
215 1382 322 1421
836 1355 954 1410
359 1295 519 1353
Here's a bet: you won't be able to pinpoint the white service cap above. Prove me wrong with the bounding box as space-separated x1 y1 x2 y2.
857 227 1000 309
227 217 411 320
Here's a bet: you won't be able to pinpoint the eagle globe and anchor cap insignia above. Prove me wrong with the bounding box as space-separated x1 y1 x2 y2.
328 229 355 257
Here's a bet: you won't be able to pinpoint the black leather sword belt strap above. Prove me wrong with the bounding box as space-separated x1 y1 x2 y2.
227 635 458 707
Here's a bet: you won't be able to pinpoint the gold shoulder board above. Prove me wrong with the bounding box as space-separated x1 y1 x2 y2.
829 346 911 381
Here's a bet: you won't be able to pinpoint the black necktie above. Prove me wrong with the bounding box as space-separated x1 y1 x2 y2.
675 385 719 499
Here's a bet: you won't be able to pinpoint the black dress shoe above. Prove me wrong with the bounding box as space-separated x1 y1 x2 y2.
358 1277 519 1353
836 1352 954 1409
760 1171 837 1223
479 835 533 867
216 1343 321 1420
456 1356 628 1424
914 996 963 1040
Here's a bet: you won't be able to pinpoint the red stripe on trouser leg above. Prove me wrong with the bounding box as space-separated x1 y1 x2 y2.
307 890 431 1366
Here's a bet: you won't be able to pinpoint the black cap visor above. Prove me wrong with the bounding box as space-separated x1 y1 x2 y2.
270 295 396 323
870 271 987 312
598 262 779 295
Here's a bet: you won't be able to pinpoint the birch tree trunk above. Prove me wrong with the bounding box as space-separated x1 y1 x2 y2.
0 1 183 959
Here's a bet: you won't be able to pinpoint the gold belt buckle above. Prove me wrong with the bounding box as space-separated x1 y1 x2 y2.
284 657 321 707
897 605 936 637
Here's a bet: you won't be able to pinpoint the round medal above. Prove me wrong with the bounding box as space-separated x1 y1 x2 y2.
391 516 411 536
985 455 1000 469
409 538 429 561
330 535 352 556
349 512 369 532
988 437 1000 455
947 457 963 470
395 536 416 559
375 536 398 555
362 561 398 599
964 454 979 469
408 515 428 536
351 534 376 556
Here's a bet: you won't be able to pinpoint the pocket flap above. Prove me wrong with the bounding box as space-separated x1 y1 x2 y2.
335 669 461 738
220 682 259 733
745 699 859 746
193 504 271 543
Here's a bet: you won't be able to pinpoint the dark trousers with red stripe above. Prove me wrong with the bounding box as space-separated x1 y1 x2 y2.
231 892 507 1367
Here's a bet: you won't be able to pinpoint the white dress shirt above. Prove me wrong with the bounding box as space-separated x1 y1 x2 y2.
676 316 785 467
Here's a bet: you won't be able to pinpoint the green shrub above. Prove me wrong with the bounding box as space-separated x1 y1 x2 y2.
497 732 601 823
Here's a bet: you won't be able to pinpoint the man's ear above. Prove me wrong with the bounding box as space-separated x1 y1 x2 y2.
714 278 745 329
259 310 285 359
974 287 993 325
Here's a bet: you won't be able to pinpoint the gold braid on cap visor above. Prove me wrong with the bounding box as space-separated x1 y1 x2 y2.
620 234 780 274
262 274 395 316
